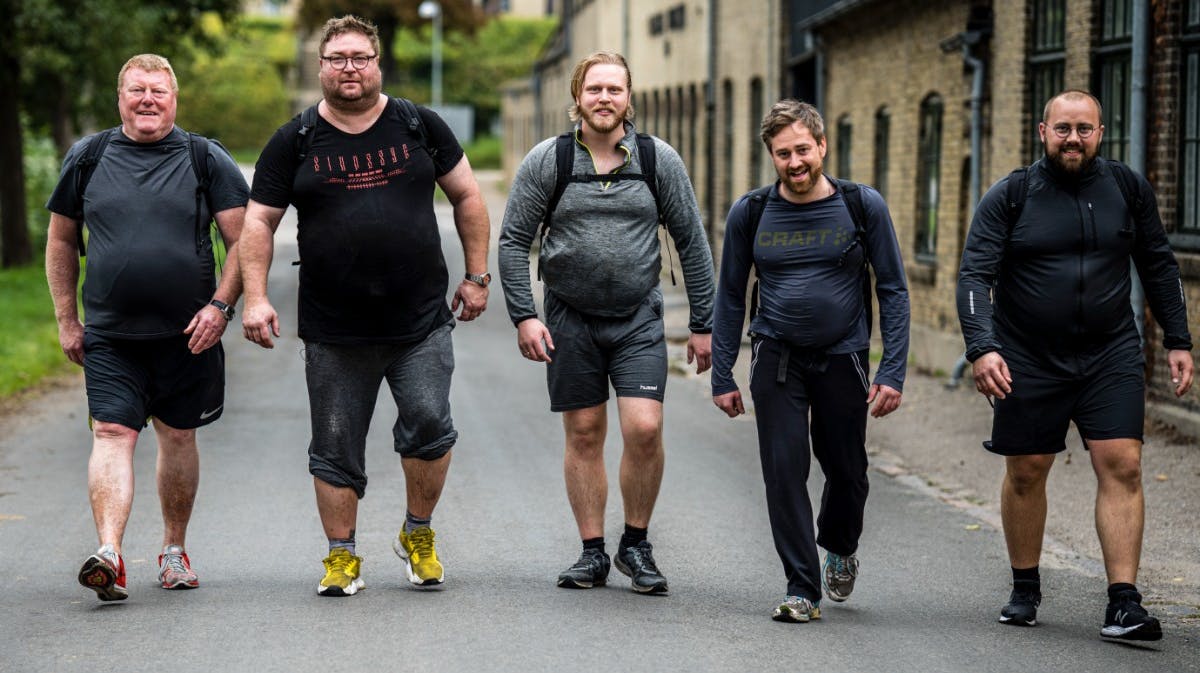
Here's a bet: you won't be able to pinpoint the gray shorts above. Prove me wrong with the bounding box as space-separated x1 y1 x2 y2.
304 322 457 498
544 289 667 412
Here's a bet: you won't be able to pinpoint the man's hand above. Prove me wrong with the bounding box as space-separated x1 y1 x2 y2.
688 332 712 374
1168 349 1194 397
242 299 280 349
713 390 744 418
57 319 84 366
452 280 488 321
184 304 229 354
867 384 902 418
516 318 554 362
972 351 1012 399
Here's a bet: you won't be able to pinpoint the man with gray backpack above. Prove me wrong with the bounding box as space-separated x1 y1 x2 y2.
711 99 910 623
45 53 249 601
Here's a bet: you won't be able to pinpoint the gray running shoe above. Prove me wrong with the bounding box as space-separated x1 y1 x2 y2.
772 596 822 623
614 540 668 594
822 552 859 602
557 548 610 589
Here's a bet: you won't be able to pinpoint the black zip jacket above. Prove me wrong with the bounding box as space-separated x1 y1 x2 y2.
957 157 1191 377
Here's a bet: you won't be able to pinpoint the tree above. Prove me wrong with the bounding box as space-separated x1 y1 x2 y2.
0 0 240 268
297 0 482 86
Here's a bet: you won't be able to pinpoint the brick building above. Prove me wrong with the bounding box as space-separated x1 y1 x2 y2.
501 0 1200 427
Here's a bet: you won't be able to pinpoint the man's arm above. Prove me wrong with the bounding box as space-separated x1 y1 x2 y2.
184 206 246 354
497 140 554 327
1128 175 1192 352
859 188 909 391
654 140 714 336
437 155 490 322
956 179 1011 361
710 196 754 400
45 213 85 366
239 200 286 348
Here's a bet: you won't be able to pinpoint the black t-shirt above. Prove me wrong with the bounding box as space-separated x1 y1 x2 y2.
46 127 250 338
251 99 465 344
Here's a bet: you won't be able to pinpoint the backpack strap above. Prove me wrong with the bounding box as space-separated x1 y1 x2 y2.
187 132 216 255
635 133 662 224
295 103 319 163
744 184 776 319
392 97 432 159
72 127 119 256
1004 166 1030 241
831 178 874 337
1106 159 1141 239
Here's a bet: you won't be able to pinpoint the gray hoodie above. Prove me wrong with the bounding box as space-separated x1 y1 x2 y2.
498 123 714 332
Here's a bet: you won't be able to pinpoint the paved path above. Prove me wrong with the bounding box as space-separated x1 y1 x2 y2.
0 172 1196 672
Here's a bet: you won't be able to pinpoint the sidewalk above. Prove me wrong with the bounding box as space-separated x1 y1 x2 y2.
478 170 1200 618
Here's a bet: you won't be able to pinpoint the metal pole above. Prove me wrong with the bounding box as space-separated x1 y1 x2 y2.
1129 0 1148 344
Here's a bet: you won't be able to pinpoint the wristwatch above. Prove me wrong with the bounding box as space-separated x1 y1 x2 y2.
209 299 235 321
464 272 492 287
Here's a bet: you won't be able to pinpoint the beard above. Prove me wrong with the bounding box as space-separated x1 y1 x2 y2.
1044 141 1097 176
778 161 824 200
582 106 626 134
321 73 382 113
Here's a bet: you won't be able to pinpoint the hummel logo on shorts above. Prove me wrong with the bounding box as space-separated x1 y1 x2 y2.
639 385 659 391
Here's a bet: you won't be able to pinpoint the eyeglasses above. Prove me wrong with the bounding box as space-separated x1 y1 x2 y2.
1050 123 1096 139
320 54 377 70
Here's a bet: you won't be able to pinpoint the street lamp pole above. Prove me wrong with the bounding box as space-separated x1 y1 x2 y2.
418 0 442 108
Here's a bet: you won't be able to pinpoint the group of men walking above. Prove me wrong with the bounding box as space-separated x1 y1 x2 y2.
45 14 1190 645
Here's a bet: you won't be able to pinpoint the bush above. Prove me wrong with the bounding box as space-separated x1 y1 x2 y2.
176 56 291 153
24 130 60 253
463 134 501 170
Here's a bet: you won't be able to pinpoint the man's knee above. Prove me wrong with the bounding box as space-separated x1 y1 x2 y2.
1005 455 1054 494
93 421 139 445
564 408 606 456
1091 441 1143 489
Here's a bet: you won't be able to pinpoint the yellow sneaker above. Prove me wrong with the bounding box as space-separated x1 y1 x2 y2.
393 526 444 587
318 548 365 597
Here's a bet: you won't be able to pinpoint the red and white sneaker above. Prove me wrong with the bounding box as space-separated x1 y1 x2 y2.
78 544 128 601
158 544 199 590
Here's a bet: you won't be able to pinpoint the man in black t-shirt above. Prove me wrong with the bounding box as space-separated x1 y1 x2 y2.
45 53 249 602
241 15 491 597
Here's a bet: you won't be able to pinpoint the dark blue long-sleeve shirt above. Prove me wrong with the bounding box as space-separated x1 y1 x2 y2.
711 179 910 395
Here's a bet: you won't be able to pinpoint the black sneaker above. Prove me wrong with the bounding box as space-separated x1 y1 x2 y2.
557 548 610 589
614 540 668 594
1102 589 1163 641
998 580 1041 626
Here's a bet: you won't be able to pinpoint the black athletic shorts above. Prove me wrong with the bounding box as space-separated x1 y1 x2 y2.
83 331 225 431
988 344 1144 456
544 289 667 412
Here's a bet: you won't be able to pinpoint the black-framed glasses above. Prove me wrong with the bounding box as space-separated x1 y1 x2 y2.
1050 123 1096 139
321 54 377 70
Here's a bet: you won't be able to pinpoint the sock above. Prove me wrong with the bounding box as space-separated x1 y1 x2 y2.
405 511 432 534
1012 566 1040 584
1107 582 1138 601
582 537 605 552
329 537 356 555
620 524 648 550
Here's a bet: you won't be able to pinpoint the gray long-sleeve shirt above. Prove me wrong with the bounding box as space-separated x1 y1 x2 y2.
498 123 714 332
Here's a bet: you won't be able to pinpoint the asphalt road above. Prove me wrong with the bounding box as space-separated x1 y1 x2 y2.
1 178 1197 672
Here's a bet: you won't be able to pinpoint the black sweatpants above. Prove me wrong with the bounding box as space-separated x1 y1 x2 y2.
748 338 870 601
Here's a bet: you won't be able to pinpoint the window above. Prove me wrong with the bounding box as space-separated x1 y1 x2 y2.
1094 0 1132 162
836 115 852 180
1028 0 1065 162
874 106 890 200
915 94 944 262
1180 1 1200 233
723 80 735 216
749 78 764 188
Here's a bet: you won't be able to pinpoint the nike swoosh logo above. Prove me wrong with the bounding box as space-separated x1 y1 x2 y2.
199 406 223 420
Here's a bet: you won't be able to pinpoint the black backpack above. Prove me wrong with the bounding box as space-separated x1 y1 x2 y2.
1003 158 1141 239
539 132 676 283
743 179 875 336
295 96 432 164
73 127 219 261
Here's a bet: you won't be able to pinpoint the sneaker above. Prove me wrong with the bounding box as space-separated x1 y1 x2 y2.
822 552 859 602
557 548 611 589
772 596 822 623
158 544 199 590
1102 589 1163 641
78 544 128 602
318 547 365 597
614 540 668 594
393 526 444 587
998 580 1041 627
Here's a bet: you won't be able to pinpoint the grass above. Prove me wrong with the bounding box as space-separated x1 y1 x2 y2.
228 147 261 166
464 134 501 169
0 262 75 397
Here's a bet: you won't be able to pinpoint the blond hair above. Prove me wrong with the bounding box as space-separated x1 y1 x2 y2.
117 54 178 94
568 51 636 122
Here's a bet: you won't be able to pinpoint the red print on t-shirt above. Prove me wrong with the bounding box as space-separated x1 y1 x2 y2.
308 144 411 192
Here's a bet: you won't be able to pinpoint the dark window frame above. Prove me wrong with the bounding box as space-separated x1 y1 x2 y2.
1093 0 1133 163
874 106 890 200
914 94 944 264
1027 0 1066 162
1174 3 1200 241
836 114 852 181
749 77 764 189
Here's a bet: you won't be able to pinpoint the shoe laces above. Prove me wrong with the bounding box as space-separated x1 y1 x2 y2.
572 549 605 571
828 554 857 580
409 527 436 557
625 544 659 573
162 553 188 575
326 549 356 573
